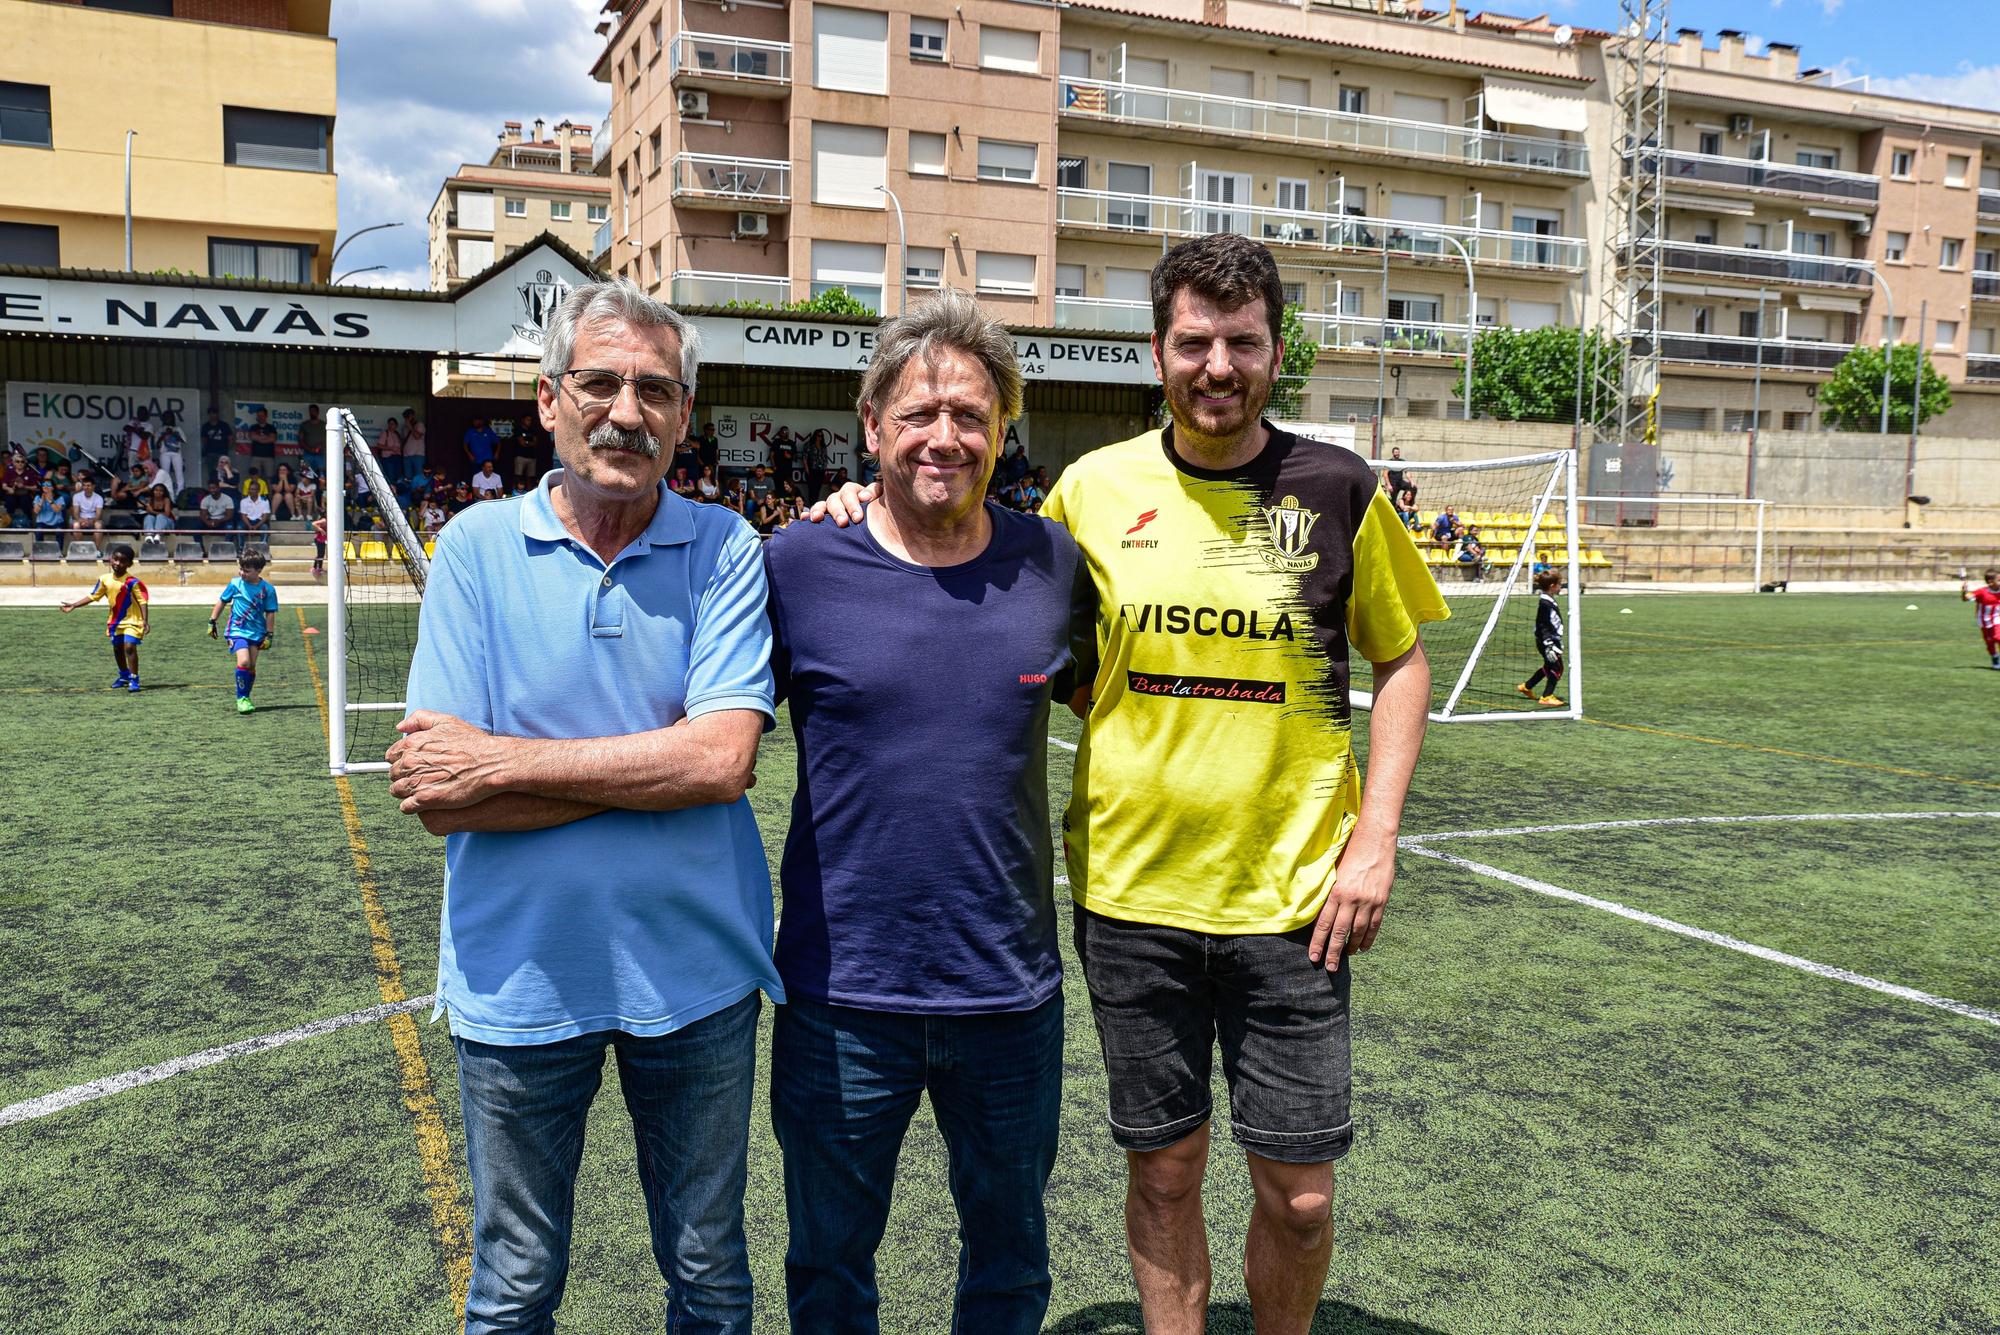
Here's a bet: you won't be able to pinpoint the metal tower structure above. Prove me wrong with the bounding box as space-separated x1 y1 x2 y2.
1590 0 1670 450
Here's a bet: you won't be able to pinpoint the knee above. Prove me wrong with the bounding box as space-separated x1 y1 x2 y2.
1128 1148 1206 1212
1258 1187 1332 1249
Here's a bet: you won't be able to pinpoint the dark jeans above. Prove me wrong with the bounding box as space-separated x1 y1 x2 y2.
452 992 761 1335
771 994 1064 1335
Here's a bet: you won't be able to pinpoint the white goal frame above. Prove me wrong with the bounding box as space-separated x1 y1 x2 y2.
325 408 430 777
1578 494 1769 592
1346 447 1582 724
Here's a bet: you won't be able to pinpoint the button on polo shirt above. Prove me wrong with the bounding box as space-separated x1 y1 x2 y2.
406 469 782 1045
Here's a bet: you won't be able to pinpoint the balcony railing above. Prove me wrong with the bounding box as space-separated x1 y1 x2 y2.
1053 296 1152 333
591 218 612 264
1058 188 1586 271
1647 331 1849 372
1631 147 1879 206
1650 239 1873 289
593 121 614 176
671 32 791 86
1298 314 1479 355
671 154 791 208
1979 189 2000 221
1974 271 2000 300
1059 78 1587 176
670 270 791 307
1968 354 2000 383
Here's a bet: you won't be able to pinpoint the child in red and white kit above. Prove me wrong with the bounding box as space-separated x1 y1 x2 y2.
1963 567 2000 670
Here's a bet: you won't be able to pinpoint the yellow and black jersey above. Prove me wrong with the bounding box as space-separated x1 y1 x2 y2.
1045 424 1448 934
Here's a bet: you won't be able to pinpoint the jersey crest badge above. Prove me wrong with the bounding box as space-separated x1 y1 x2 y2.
1259 496 1321 572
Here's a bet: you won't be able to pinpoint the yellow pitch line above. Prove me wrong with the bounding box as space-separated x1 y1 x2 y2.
298 607 472 1320
1582 714 2000 792
1593 638 1942 656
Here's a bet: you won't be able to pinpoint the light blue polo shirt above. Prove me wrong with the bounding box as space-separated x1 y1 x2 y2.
406 469 783 1045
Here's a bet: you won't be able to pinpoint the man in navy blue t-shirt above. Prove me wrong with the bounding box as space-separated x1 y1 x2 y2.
764 288 1089 1334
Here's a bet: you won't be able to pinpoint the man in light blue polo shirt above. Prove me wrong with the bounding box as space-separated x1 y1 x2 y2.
387 279 777 1335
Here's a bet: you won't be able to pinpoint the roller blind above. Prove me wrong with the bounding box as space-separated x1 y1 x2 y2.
814 6 888 93
980 26 1040 74
813 122 887 207
977 251 1035 293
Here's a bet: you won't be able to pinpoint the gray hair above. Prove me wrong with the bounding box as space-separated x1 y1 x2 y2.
856 287 1022 440
539 279 702 393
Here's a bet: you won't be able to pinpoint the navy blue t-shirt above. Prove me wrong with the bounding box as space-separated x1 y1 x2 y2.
765 503 1085 1014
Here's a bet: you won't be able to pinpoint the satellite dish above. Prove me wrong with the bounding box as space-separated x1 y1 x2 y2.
1554 23 1575 45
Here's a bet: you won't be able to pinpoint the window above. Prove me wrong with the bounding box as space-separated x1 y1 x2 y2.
1697 129 1722 157
1974 328 1997 355
910 16 947 63
1935 320 1958 349
1104 266 1149 302
1883 316 1905 341
1125 56 1167 87
1691 306 1712 335
1275 76 1310 107
977 251 1035 294
1054 263 1085 297
0 221 59 267
1276 178 1310 212
1794 230 1831 257
977 139 1036 182
504 197 527 218
980 27 1040 74
1107 162 1151 228
649 129 663 174
1790 313 1829 341
0 82 51 148
1338 87 1367 115
1884 231 1909 263
87 0 174 12
1386 293 1441 324
812 239 885 311
1795 146 1837 171
909 131 946 176
1512 300 1558 330
210 238 312 283
1891 148 1915 178
1742 222 1767 251
1691 220 1716 246
814 6 889 94
1060 47 1091 80
1941 237 1964 269
649 14 663 54
906 246 945 288
1985 164 2000 190
1978 247 1999 272
650 243 664 285
1281 282 1305 306
813 123 887 207
456 191 495 231
454 237 493 275
1211 68 1252 100
1945 154 1969 187
1056 155 1087 189
587 203 608 224
550 201 572 221
1338 288 1363 317
1738 309 1765 339
223 107 328 172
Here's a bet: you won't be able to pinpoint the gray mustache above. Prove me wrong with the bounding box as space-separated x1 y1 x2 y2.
588 422 661 458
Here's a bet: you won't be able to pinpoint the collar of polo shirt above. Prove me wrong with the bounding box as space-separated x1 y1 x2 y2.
518 468 696 551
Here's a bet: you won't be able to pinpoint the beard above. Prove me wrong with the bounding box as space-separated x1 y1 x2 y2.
587 420 661 458
1168 373 1268 442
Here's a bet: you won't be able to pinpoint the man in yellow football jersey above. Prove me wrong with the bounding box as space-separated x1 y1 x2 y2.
59 541 150 692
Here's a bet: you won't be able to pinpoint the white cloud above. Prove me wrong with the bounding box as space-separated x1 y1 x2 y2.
1866 62 2000 112
1817 0 1843 14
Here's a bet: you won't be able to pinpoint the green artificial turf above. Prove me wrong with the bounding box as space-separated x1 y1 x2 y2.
2 592 1996 1333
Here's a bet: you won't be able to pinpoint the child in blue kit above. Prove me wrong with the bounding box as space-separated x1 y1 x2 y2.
210 550 280 714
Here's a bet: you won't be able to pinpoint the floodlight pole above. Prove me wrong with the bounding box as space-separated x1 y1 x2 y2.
1419 230 1476 420
326 409 347 778
1747 287 1767 497
1866 267 1895 434
124 130 136 271
875 186 907 313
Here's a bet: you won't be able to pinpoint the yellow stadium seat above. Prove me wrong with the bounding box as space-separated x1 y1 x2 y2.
424 541 436 558
359 540 389 562
342 542 357 561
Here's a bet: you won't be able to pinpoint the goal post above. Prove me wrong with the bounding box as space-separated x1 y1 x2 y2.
1340 446 1582 724
1577 494 1770 592
326 408 429 777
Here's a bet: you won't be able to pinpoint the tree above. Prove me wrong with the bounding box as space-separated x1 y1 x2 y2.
1268 303 1319 419
1818 343 1951 432
1451 326 1624 424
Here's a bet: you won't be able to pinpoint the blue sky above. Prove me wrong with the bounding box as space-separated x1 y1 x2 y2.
327 0 1997 289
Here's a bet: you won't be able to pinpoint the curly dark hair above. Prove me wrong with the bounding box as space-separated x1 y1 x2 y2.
1150 234 1286 348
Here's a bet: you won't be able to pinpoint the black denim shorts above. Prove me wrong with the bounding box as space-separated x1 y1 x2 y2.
1072 905 1353 1165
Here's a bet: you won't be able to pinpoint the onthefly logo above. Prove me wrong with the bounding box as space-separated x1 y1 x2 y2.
1122 507 1161 548
1259 495 1320 573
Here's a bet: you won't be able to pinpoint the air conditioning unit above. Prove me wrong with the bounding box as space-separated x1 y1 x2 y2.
735 212 769 238
1851 215 1873 236
1729 113 1753 136
679 90 710 118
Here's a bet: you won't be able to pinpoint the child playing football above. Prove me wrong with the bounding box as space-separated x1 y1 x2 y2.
58 542 148 692
210 550 280 713
1963 567 2000 670
1517 569 1567 706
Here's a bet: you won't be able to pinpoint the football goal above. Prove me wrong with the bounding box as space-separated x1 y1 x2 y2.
325 408 428 777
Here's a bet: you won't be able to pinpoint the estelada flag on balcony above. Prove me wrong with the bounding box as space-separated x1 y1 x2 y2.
1066 83 1107 113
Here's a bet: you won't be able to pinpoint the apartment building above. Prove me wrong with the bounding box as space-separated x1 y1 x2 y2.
0 0 337 282
428 119 609 291
590 0 2000 432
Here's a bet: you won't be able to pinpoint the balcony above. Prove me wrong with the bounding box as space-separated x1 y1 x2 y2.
1057 189 1587 273
670 270 791 308
1968 354 2000 384
670 154 791 211
1649 331 1849 372
1974 271 2000 301
1298 314 1478 356
671 33 791 96
1632 148 1879 207
1054 297 1151 333
1059 78 1587 177
1650 239 1873 290
1980 189 2000 223
591 218 612 266
593 121 612 176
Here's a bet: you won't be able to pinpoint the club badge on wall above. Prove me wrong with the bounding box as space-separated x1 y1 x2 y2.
513 270 572 346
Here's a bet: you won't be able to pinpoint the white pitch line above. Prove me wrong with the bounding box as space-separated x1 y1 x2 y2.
1403 843 2000 1028
1403 810 2000 845
1051 736 1077 752
0 995 436 1129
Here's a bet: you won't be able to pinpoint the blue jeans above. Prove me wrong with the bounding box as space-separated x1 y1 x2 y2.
771 994 1063 1335
453 992 761 1334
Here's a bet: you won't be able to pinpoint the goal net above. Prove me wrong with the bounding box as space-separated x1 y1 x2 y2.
1340 444 1582 723
326 408 428 776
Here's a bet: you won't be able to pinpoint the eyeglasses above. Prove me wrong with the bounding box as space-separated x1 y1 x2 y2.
555 368 690 412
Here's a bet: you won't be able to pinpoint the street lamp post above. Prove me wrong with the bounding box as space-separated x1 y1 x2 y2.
124 130 136 272
1417 230 1477 421
334 265 387 285
1866 266 1896 435
875 186 907 314
329 221 407 275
